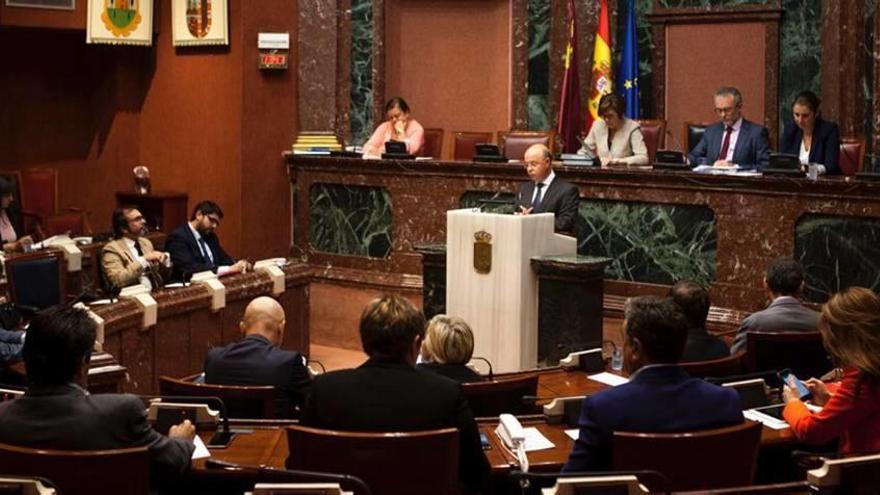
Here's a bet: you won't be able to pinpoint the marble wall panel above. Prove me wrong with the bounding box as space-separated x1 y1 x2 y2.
795 214 880 303
863 0 876 150
350 0 374 146
779 0 821 132
529 0 551 129
309 183 393 258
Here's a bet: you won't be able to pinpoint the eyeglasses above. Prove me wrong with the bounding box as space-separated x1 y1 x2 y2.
714 106 738 115
206 215 221 226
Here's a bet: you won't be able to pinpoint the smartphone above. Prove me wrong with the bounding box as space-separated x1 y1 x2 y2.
779 369 812 401
479 432 491 450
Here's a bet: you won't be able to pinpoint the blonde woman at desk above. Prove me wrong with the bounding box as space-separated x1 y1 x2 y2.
362 97 425 158
578 93 648 166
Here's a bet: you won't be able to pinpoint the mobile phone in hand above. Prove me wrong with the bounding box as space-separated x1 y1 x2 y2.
780 369 812 401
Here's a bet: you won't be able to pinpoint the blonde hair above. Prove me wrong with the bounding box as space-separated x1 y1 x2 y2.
421 315 475 365
820 287 880 378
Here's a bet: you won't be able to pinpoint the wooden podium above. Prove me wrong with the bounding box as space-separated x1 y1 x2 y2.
446 209 576 373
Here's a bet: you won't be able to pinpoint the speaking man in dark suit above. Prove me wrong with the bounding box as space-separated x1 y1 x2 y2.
687 87 770 170
515 144 580 232
0 305 195 487
562 296 743 472
165 200 250 282
204 296 311 417
301 294 489 493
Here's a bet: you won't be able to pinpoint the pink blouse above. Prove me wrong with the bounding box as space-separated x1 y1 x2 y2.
0 210 16 244
362 119 425 157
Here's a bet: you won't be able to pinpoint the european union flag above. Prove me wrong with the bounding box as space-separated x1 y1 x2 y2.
618 0 639 119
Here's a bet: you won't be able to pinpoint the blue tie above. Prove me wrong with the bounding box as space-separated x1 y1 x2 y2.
198 237 214 266
531 183 545 209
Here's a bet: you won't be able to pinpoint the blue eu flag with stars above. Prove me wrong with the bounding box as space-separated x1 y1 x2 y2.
618 0 639 119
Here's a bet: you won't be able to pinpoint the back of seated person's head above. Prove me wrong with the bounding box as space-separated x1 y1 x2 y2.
819 287 880 379
23 305 96 387
623 296 689 372
421 315 474 365
669 280 710 330
765 257 805 297
240 296 286 346
360 294 426 364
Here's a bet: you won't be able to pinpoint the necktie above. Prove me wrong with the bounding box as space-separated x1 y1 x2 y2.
718 126 733 161
133 240 144 257
531 183 545 210
199 237 215 266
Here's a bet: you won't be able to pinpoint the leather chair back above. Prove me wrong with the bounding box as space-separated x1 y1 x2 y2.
286 425 459 495
613 421 762 491
685 122 712 155
636 119 666 163
744 331 830 379
158 374 277 419
678 352 743 379
452 131 493 161
839 137 865 176
421 128 444 158
498 131 554 160
460 373 539 417
5 250 65 313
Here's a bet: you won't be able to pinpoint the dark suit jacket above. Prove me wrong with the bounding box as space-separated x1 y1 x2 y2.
779 118 841 175
731 296 820 355
681 327 730 363
301 358 490 492
515 177 580 232
204 334 311 418
687 119 770 170
165 224 235 282
562 365 743 472
0 384 194 486
417 362 484 383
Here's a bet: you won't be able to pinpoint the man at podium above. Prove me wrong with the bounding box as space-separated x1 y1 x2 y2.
514 144 580 232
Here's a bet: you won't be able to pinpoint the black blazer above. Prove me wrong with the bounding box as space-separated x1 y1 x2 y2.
165 223 235 281
0 384 194 486
779 117 841 175
301 358 490 492
515 177 580 232
681 327 730 363
417 362 484 383
204 334 311 418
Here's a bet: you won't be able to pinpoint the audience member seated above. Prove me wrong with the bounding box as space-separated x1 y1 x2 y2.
417 314 483 383
562 296 742 472
0 305 194 486
578 94 648 166
101 207 171 291
687 86 770 170
362 97 425 158
779 90 841 176
204 297 311 417
514 144 580 232
669 280 729 362
0 177 32 253
165 200 250 282
784 287 880 454
0 328 25 365
300 294 489 493
731 257 819 355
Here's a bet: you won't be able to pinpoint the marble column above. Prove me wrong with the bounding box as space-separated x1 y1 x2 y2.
370 0 385 127
822 0 865 137
414 244 447 320
297 1 340 135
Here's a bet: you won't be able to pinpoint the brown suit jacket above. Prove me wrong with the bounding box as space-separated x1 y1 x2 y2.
101 237 169 290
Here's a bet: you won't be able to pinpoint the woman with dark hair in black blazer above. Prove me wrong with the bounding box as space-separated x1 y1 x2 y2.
0 177 31 252
779 91 842 175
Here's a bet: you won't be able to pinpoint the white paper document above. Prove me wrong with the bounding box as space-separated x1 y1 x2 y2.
522 427 555 452
588 372 629 387
742 410 789 430
564 428 579 441
191 435 211 460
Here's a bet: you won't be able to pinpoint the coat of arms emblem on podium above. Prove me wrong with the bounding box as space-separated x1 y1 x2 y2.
473 230 492 274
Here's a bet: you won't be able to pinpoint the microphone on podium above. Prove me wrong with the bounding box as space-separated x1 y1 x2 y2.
469 356 494 379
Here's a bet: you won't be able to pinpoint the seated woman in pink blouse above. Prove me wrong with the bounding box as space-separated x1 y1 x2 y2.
362 97 425 158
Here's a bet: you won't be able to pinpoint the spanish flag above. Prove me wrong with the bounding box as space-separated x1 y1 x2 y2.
586 0 612 133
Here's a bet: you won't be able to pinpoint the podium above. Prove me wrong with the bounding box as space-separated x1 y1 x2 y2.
446 209 576 372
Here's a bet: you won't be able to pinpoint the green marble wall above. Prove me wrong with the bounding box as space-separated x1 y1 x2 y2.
779 0 822 132
350 0 374 146
795 214 880 303
309 183 393 258
576 199 717 286
528 0 551 130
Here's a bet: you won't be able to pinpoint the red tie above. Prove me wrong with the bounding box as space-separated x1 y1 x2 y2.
718 126 733 161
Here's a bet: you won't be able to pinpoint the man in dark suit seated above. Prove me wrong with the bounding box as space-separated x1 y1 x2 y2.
165 200 251 282
301 294 490 493
730 257 820 355
669 280 729 362
514 144 580 232
0 305 195 486
687 87 770 170
204 296 311 417
562 296 743 472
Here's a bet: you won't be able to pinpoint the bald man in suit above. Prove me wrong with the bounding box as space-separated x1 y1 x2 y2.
514 144 580 232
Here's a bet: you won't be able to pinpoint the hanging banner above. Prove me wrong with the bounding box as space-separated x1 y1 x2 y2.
172 0 229 47
86 0 153 46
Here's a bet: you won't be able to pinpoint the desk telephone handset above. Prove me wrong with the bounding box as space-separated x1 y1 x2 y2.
496 414 529 472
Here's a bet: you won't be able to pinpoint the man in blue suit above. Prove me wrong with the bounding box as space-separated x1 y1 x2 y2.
687 87 770 170
562 296 743 472
165 200 250 282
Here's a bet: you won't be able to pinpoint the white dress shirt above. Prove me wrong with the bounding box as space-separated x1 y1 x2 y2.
531 170 557 205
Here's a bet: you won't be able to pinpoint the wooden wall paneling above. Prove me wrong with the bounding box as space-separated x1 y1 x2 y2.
189 309 224 374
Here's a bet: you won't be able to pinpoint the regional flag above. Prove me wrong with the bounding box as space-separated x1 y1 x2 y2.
557 0 582 154
618 0 639 118
586 0 612 133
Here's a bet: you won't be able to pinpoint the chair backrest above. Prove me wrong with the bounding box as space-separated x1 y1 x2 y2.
679 352 743 379
460 373 539 417
452 131 494 161
19 168 57 222
612 421 762 491
421 128 444 158
286 425 459 495
0 476 57 495
5 250 65 312
0 442 150 495
684 122 712 154
744 331 830 379
158 375 276 419
839 137 866 176
498 131 555 160
636 119 666 163
44 211 92 237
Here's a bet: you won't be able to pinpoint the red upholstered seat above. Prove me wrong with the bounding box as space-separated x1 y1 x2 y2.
452 131 493 161
636 119 666 163
498 131 555 160
421 128 444 158
839 137 865 176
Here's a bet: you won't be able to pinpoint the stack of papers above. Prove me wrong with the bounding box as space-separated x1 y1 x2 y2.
522 427 555 452
588 372 629 387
